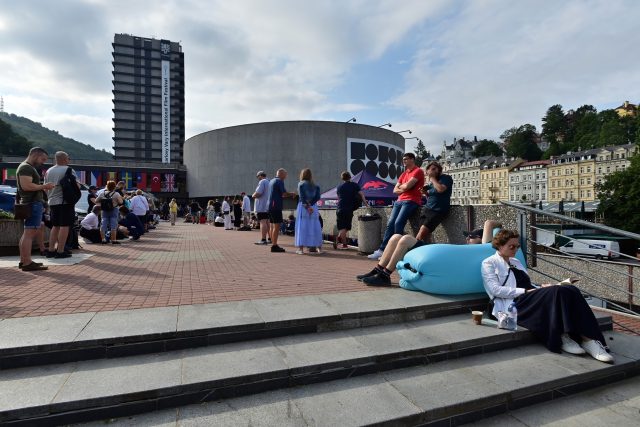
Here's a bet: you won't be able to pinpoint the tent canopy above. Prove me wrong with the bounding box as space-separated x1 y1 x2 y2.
318 170 396 207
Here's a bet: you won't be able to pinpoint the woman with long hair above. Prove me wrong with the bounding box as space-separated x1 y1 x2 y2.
294 168 322 254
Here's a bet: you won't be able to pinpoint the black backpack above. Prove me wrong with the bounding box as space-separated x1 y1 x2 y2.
60 167 82 205
100 191 115 212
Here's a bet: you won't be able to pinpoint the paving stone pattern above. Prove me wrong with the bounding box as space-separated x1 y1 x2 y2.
0 223 382 319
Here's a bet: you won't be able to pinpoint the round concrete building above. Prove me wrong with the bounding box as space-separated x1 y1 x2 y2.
184 121 406 198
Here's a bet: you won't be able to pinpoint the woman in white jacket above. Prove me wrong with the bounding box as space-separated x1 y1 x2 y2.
481 229 613 363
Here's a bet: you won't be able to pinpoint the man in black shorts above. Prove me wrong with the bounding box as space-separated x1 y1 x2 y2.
415 161 453 243
336 171 366 249
44 151 79 258
266 168 295 252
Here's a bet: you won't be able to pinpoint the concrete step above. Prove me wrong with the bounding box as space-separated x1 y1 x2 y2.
72 331 640 427
0 290 489 369
0 313 547 425
466 374 640 427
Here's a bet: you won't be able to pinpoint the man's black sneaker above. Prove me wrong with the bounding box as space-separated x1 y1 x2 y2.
111 241 121 244
46 251 56 258
254 240 268 245
362 273 392 287
19 261 44 269
55 252 72 259
270 245 285 253
356 268 380 281
21 262 48 271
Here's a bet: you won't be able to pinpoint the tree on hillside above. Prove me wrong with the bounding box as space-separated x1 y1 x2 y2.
414 140 431 167
472 139 503 157
0 118 32 155
501 124 542 161
596 151 640 232
597 109 626 146
541 104 567 145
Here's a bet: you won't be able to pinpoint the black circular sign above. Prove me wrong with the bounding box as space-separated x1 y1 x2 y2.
389 164 397 180
396 150 403 165
388 148 396 163
350 159 365 175
365 160 378 176
378 162 388 179
365 144 378 161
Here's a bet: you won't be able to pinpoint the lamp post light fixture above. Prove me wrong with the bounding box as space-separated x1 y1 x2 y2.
377 123 392 128
346 117 357 123
397 130 412 134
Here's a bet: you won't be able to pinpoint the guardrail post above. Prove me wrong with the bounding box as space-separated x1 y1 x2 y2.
517 210 527 265
629 265 635 308
530 208 537 268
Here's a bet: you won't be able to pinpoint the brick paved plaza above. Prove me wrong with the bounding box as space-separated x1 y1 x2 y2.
0 222 381 319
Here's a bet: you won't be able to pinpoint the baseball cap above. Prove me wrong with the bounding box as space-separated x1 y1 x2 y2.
256 170 266 177
463 228 483 239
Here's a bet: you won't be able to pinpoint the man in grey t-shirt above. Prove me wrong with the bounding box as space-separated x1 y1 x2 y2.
44 151 78 258
252 171 270 245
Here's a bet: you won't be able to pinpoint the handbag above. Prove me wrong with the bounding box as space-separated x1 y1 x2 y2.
13 193 33 220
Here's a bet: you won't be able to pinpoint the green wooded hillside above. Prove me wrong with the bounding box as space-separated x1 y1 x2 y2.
0 112 113 160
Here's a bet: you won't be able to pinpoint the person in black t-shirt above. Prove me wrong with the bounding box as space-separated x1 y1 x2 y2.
336 171 366 250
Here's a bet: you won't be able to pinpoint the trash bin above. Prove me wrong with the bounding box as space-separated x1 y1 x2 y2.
358 213 382 254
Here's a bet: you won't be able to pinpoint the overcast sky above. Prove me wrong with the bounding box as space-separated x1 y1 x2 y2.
1 0 639 155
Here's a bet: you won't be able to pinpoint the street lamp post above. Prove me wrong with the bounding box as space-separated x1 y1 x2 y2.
345 117 356 123
377 123 392 128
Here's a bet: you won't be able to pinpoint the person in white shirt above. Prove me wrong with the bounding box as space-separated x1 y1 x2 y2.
241 192 252 226
130 189 149 233
79 205 102 243
221 197 232 230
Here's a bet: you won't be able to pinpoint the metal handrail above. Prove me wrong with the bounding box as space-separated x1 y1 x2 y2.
501 201 640 240
502 200 639 326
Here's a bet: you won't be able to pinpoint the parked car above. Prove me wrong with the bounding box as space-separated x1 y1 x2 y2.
0 189 16 213
559 239 621 260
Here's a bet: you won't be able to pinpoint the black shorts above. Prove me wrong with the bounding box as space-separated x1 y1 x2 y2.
269 210 283 224
50 204 75 227
420 209 447 232
257 212 270 221
336 209 354 231
410 239 427 251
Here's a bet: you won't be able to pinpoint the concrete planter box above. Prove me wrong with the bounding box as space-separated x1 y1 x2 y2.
0 219 49 256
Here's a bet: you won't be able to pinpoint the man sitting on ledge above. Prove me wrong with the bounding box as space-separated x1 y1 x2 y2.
357 220 501 287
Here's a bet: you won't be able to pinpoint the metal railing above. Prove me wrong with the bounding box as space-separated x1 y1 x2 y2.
502 201 640 334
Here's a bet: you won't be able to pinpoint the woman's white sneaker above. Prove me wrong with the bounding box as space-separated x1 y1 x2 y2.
561 334 586 355
581 339 614 363
367 249 383 260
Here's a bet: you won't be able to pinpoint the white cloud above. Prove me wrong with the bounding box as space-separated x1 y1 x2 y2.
1 0 639 156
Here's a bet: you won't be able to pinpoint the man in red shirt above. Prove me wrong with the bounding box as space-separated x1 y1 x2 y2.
368 152 425 260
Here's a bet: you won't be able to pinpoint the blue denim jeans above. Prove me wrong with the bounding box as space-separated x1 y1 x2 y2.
379 200 419 250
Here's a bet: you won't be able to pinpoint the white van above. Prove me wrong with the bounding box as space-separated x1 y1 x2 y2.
559 239 621 260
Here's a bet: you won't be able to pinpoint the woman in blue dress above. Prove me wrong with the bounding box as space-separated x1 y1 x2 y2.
295 168 322 254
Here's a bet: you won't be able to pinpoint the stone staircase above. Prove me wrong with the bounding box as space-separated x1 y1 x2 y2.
0 289 638 426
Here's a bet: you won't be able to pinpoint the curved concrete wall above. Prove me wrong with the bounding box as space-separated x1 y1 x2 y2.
184 121 405 198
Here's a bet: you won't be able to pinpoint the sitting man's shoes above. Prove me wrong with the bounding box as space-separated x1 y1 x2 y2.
270 245 285 253
357 268 380 281
21 262 48 271
561 334 586 355
581 339 614 363
362 273 392 287
254 240 268 245
55 252 72 259
367 249 383 260
19 261 44 269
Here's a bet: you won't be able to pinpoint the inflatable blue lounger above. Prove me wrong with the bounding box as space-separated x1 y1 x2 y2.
396 243 526 295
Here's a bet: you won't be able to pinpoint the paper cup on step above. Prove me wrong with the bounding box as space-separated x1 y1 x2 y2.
472 311 483 325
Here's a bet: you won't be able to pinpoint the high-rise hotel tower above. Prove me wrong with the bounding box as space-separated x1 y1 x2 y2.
112 34 185 163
